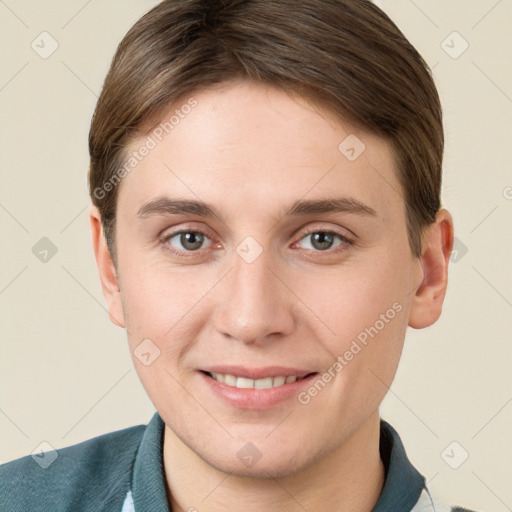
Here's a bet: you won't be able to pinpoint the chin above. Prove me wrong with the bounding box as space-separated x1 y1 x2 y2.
212 457 307 480
201 442 320 480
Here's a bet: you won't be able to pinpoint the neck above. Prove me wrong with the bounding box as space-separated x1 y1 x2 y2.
163 411 385 512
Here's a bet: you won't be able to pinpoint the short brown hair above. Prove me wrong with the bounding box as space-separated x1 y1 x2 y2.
88 0 443 260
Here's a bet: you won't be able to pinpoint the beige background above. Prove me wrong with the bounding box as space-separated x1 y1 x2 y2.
1 1 511 510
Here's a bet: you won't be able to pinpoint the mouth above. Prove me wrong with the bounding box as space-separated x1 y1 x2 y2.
201 370 318 390
197 366 320 409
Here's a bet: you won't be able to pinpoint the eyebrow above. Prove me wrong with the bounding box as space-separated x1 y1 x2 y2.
136 196 377 219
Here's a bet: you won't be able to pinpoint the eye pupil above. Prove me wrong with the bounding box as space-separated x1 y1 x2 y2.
181 232 204 250
311 232 334 251
168 229 345 256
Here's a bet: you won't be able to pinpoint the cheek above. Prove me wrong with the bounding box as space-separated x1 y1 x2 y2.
117 262 207 409
295 256 409 340
118 239 195 322
292 253 410 394
118 256 214 365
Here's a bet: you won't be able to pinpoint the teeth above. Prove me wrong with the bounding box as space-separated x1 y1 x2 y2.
235 377 255 389
273 376 286 387
224 374 236 386
210 372 303 389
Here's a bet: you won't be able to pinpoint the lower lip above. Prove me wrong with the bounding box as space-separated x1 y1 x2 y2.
198 371 318 410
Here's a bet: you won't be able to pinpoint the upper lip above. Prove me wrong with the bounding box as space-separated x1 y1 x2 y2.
200 365 317 380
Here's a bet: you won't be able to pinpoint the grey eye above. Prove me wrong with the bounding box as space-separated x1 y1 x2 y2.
168 231 211 251
298 232 344 251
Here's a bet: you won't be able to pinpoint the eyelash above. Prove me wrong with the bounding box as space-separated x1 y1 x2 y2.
161 228 213 259
297 227 354 257
161 226 354 259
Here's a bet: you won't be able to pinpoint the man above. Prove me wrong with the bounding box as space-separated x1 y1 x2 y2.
0 1 478 510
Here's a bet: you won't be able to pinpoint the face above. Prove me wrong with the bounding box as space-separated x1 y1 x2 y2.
96 79 430 477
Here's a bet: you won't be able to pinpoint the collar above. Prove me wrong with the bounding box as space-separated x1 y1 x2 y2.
128 413 426 511
373 419 426 511
131 412 170 512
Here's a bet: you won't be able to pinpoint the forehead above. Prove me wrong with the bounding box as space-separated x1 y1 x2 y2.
117 80 403 223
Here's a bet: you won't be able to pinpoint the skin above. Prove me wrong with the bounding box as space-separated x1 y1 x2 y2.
90 79 454 512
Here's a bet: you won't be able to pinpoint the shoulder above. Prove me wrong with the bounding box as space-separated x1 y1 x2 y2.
0 422 147 512
413 486 482 512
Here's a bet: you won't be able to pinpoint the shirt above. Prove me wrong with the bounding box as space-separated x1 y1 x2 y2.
0 412 479 511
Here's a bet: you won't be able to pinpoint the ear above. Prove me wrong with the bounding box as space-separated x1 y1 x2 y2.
408 209 454 329
89 205 126 328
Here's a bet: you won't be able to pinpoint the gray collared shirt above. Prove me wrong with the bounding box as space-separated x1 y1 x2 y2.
0 412 477 511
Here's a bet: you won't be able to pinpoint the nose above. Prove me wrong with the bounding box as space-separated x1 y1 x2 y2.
212 245 296 345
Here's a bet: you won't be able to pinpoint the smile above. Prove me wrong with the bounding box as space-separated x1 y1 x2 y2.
206 372 313 389
198 369 319 410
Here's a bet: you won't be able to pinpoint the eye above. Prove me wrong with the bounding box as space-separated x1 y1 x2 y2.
163 229 213 255
161 227 353 258
295 229 352 253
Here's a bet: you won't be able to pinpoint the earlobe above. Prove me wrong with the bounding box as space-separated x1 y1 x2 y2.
89 205 126 328
408 209 454 329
